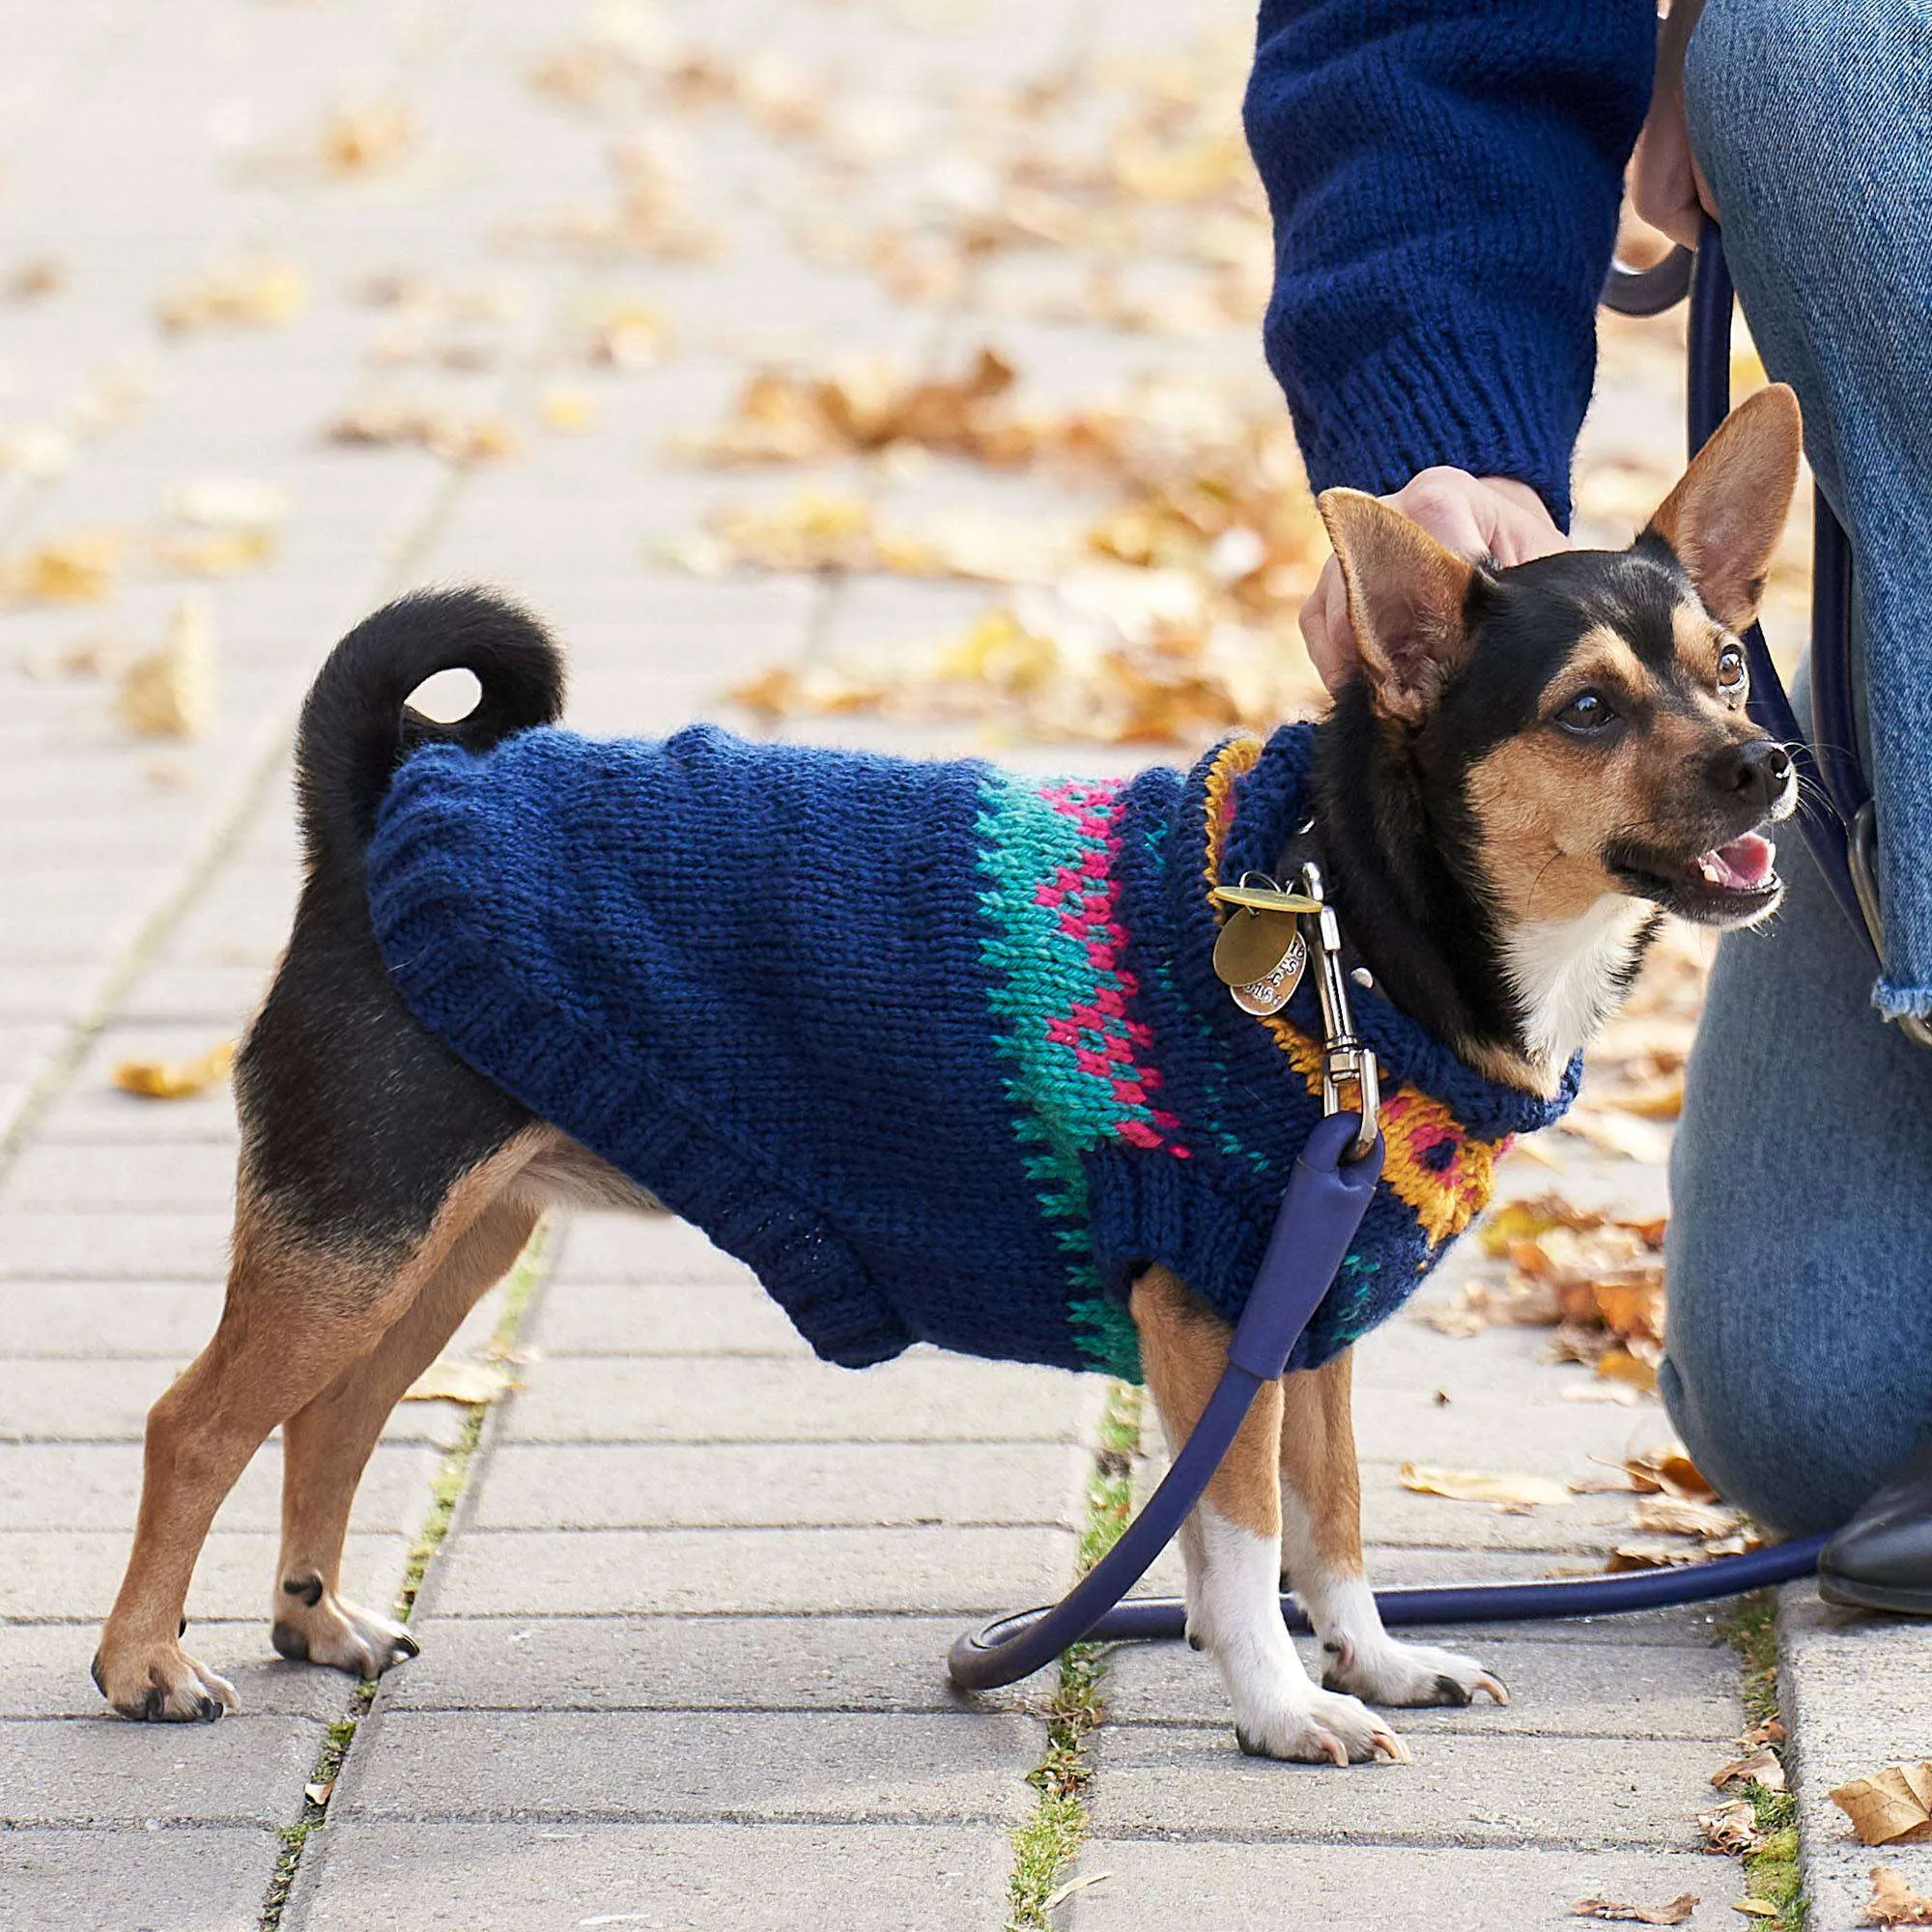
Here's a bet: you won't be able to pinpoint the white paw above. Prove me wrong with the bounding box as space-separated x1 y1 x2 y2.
1232 1681 1412 1765
1321 1633 1508 1709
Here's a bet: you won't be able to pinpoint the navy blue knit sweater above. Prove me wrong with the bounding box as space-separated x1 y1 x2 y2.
367 724 1575 1380
1244 1 1655 523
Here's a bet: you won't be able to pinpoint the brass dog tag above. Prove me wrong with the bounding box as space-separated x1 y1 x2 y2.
1213 908 1298 987
1230 926 1307 1015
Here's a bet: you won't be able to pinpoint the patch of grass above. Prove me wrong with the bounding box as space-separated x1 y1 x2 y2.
1719 1591 1807 1931
260 1712 365 1928
258 1224 554 1929
1007 1381 1143 1931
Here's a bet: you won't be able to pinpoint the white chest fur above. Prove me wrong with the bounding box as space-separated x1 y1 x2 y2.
1503 895 1654 1075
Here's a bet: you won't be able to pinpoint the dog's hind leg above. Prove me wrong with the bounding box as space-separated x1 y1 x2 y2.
92 1200 431 1721
1278 1350 1506 1709
1131 1266 1406 1765
271 1186 541 1678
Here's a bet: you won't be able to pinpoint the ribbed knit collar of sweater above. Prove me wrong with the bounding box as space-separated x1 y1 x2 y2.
1204 723 1582 1145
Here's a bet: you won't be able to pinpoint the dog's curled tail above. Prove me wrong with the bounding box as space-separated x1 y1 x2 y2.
295 586 565 868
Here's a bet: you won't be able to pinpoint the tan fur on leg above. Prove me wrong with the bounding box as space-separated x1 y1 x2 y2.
1279 1350 1506 1710
1132 1268 1406 1764
93 1133 543 1721
272 1193 540 1677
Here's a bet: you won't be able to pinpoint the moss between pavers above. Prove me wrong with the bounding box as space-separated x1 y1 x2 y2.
1007 1381 1143 1931
258 1224 554 1931
1719 1591 1807 1931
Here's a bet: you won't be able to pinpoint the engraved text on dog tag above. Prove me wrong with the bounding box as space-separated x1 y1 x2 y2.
1231 926 1307 1016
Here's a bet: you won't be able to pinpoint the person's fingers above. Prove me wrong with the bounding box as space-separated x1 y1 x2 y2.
1299 555 1354 692
1297 469 1566 693
1472 478 1566 565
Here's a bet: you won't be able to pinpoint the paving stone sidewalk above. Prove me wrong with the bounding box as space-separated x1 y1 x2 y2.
3 3 1926 1929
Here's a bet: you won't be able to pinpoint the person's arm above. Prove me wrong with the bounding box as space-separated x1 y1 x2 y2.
1244 0 1656 526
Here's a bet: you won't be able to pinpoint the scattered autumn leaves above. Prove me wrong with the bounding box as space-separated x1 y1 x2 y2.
702 348 1329 746
1833 1767 1932 1925
111 1039 235 1099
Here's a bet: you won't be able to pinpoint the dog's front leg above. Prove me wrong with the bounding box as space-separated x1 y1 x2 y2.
1131 1269 1407 1765
1279 1351 1507 1709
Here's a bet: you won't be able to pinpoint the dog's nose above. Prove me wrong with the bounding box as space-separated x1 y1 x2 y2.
1715 739 1794 813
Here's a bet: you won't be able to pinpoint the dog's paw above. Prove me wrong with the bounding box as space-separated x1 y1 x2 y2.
1232 1684 1411 1765
91 1637 238 1722
1321 1634 1507 1709
270 1588 419 1680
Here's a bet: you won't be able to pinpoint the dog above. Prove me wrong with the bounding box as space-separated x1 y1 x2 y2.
93 384 1801 1766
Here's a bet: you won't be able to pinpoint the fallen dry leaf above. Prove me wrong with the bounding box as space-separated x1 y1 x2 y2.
687 348 1020 465
303 1776 336 1807
158 257 307 332
577 297 669 369
1398 1463 1571 1509
327 395 519 464
164 477 291 529
504 134 721 262
1627 1445 1721 1503
1731 1904 1778 1920
1833 1765 1932 1848
5 255 63 300
1558 1105 1676 1165
1594 1346 1661 1394
1634 1497 1741 1539
1610 1538 1709 1573
113 1039 235 1099
1712 1747 1785 1793
403 1359 514 1406
1864 1865 1932 1925
1039 1870 1111 1912
318 99 417 176
1569 1894 1698 1925
118 596 214 739
537 384 595 432
1698 1799 1761 1855
0 528 120 604
152 527 275 577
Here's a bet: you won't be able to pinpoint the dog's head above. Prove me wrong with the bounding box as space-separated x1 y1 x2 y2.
1318 384 1804 938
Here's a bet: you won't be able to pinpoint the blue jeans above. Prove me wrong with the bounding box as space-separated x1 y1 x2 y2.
1661 0 1932 1533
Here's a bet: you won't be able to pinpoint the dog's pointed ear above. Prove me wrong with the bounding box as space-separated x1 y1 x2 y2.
1645 383 1803 633
1317 489 1476 725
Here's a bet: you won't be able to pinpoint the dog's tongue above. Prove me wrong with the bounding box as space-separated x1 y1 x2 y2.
1698 832 1775 891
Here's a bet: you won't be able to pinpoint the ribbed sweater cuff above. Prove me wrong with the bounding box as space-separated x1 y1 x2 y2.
1285 328 1578 529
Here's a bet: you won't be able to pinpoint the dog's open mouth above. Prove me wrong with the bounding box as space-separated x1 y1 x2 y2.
1612 831 1783 926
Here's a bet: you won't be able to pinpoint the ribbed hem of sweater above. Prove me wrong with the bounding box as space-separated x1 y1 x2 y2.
1276 327 1577 528
374 873 914 1372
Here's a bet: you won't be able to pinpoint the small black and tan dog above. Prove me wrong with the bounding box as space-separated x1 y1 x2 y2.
95 385 1801 1765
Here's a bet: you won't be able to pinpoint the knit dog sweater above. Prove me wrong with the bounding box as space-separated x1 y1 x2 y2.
366 723 1577 1379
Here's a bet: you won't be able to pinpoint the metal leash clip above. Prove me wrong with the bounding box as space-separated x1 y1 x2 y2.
1299 862 1380 1162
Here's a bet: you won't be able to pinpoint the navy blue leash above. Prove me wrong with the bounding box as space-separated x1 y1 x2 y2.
949 227 1842 1694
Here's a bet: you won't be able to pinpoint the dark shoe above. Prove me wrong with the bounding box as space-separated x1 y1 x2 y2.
1818 1436 1932 1615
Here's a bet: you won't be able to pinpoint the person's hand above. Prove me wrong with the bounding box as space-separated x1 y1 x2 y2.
1631 0 1717 250
1298 469 1564 691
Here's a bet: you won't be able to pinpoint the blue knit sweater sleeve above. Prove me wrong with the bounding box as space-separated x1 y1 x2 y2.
1243 0 1655 524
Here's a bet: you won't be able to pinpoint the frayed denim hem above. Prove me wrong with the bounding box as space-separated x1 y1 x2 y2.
1873 979 1932 1023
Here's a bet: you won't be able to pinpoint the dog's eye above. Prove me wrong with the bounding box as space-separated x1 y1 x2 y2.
1717 644 1748 695
1555 690 1615 735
